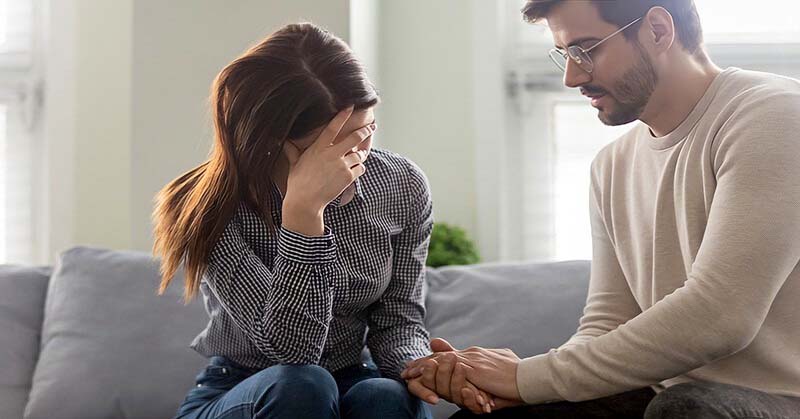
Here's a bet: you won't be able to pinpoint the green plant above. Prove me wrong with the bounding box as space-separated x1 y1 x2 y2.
426 222 480 267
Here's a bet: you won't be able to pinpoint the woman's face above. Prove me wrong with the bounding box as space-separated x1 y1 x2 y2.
289 107 376 155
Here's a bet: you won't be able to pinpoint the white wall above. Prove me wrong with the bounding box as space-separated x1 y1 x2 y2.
44 0 133 261
129 0 350 251
363 0 509 261
45 0 350 261
373 0 478 244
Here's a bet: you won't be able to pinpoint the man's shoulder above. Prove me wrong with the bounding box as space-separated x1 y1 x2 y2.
715 68 800 112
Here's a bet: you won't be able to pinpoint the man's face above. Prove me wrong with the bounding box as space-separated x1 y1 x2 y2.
546 2 658 126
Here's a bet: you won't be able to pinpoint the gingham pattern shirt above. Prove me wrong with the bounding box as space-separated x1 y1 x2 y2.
190 148 433 380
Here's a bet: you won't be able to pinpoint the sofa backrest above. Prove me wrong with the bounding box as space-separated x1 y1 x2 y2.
0 248 590 419
0 265 51 419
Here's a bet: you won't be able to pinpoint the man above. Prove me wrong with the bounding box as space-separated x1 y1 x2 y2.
402 1 800 417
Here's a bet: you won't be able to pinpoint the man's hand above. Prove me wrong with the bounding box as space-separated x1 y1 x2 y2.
404 339 495 414
403 339 525 404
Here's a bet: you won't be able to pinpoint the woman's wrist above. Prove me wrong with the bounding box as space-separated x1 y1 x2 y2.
282 197 325 236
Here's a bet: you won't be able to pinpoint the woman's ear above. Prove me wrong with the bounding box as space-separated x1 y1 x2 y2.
643 6 675 54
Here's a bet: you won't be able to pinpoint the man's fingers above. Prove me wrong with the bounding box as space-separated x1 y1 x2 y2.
436 353 456 401
450 359 468 406
431 337 457 352
407 378 440 405
460 387 484 415
420 360 439 394
315 106 354 148
474 388 493 414
456 362 492 414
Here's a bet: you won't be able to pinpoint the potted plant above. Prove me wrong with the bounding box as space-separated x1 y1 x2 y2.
426 223 480 267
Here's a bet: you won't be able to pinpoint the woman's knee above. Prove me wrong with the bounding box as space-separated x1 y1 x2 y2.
243 364 338 416
262 364 338 398
341 378 425 418
644 382 723 419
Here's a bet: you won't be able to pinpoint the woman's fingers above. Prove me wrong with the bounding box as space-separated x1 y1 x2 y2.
406 378 440 405
313 106 354 149
342 150 367 168
333 124 373 155
350 163 366 179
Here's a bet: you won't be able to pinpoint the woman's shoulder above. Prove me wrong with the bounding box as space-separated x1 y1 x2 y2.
364 148 430 192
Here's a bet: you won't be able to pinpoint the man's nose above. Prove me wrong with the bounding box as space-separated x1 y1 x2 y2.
563 58 592 88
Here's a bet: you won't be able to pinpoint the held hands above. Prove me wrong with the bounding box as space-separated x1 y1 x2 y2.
281 107 374 236
403 338 526 415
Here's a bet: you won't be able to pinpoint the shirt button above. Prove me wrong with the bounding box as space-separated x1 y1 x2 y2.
196 384 202 387
221 368 227 374
362 363 368 368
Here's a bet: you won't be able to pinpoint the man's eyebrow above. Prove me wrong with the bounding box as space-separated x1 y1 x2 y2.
555 37 601 50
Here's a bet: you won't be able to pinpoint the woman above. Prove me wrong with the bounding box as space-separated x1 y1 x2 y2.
152 23 437 419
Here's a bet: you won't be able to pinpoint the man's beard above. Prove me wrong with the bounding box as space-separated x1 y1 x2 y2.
588 44 658 126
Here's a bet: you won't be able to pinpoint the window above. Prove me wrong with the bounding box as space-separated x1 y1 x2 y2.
697 1 800 43
552 102 631 261
500 0 800 262
0 0 40 264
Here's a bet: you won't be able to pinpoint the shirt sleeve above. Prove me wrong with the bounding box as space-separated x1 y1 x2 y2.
516 91 800 404
202 206 338 365
366 161 433 380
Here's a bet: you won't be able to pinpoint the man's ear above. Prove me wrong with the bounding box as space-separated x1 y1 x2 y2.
643 6 675 53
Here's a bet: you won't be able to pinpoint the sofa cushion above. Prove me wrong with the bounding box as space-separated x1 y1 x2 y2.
24 247 209 419
0 265 51 419
424 261 590 419
425 260 590 355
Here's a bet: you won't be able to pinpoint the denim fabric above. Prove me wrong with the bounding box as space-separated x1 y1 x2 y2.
452 382 800 419
174 356 431 419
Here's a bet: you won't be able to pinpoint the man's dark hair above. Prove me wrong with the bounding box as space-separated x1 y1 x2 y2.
521 0 704 54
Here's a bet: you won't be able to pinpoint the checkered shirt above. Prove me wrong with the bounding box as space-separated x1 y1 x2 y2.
189 148 433 380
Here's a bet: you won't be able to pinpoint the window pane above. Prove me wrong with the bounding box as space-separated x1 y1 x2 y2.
698 0 800 42
553 101 632 261
515 0 800 45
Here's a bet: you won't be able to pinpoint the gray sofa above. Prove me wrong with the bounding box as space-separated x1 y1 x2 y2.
0 246 589 419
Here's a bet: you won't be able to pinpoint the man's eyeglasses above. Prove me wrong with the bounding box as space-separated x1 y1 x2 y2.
548 16 643 74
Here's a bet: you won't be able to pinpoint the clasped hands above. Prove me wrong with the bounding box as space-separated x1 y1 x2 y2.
401 338 525 415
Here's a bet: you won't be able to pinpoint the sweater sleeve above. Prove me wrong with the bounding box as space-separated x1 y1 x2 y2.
558 165 642 350
516 91 800 404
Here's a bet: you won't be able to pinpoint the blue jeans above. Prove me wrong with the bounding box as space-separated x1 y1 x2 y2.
174 356 431 419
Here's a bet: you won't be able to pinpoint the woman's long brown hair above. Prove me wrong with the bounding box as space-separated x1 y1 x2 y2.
153 23 379 302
